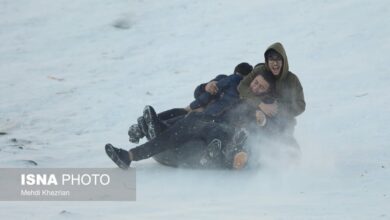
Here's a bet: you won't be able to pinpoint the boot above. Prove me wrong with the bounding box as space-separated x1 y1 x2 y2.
223 128 249 169
105 143 131 169
200 139 222 167
137 116 150 140
143 105 161 139
128 124 144 143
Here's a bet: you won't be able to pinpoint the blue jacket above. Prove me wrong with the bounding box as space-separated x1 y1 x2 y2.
189 73 243 116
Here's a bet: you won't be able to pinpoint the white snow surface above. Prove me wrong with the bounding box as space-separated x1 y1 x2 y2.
1 0 390 219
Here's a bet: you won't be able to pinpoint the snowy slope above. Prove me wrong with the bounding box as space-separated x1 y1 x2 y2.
0 0 390 219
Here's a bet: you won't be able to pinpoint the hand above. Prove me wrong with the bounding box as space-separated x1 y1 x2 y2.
205 81 218 95
255 110 266 126
258 101 278 117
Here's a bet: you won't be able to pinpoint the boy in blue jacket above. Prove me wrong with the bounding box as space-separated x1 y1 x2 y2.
187 62 253 116
128 62 253 143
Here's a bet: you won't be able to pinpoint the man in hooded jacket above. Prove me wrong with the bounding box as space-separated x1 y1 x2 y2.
238 42 305 136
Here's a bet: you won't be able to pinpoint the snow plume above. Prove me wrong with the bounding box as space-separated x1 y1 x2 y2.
241 121 340 194
246 133 300 171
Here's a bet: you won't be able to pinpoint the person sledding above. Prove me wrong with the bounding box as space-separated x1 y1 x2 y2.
106 70 278 170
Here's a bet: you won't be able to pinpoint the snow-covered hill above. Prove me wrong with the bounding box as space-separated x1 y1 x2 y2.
1 0 389 219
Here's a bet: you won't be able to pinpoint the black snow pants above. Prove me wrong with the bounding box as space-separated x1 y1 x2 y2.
130 112 235 161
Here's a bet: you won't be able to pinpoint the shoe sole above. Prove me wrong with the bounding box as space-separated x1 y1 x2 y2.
105 144 129 170
143 106 159 139
137 116 149 140
200 139 222 167
207 139 222 158
233 128 248 148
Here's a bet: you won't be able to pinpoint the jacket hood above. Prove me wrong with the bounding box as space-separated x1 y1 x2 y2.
264 42 289 80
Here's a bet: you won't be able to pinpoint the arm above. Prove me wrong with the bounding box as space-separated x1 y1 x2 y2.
194 74 227 98
193 83 206 99
278 74 306 118
212 74 229 82
189 92 214 110
215 75 234 91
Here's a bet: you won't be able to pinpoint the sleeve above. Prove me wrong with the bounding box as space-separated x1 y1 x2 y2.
189 99 202 110
193 83 206 99
215 75 233 91
263 116 284 133
193 74 227 99
189 93 214 109
278 75 306 118
213 74 228 82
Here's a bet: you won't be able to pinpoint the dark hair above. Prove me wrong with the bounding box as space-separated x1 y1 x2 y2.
234 62 253 76
265 49 282 61
258 71 276 94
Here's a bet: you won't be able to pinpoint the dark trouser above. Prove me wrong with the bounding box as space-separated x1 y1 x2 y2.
157 108 188 122
153 108 188 138
130 112 234 161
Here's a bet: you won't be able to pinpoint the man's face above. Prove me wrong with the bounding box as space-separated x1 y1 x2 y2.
267 55 283 76
250 75 270 95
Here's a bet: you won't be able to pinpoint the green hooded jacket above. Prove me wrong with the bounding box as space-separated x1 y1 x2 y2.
238 42 306 123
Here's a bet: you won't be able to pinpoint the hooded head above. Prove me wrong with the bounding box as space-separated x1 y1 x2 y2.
264 42 289 80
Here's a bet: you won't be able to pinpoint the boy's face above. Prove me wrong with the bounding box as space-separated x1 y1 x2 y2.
249 75 270 95
267 55 283 76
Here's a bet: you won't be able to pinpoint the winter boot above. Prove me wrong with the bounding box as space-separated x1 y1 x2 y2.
207 138 222 158
128 124 144 143
200 139 222 166
143 105 161 139
137 116 150 140
105 143 131 169
223 128 249 169
232 128 248 148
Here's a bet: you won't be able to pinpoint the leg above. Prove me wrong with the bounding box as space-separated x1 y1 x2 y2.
220 127 249 169
157 108 188 121
128 107 188 143
130 113 214 161
184 122 249 169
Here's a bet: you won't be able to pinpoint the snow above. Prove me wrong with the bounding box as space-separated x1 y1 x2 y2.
1 0 390 219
